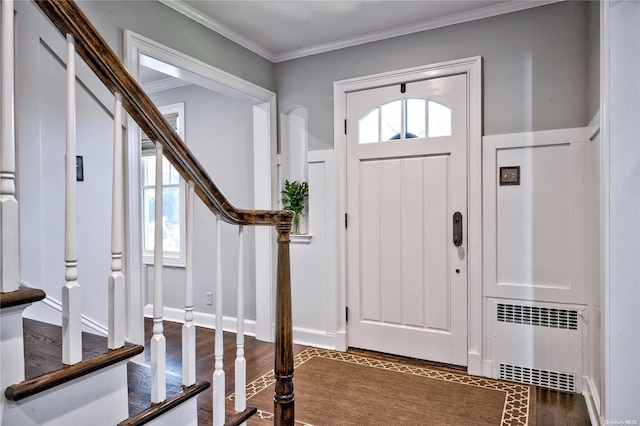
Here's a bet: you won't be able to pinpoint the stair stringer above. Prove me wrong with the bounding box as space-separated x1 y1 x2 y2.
2 362 130 426
0 305 29 422
142 399 198 426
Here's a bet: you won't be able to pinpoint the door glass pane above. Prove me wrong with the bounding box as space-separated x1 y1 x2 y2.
428 101 452 138
405 98 426 139
380 100 401 141
359 108 379 144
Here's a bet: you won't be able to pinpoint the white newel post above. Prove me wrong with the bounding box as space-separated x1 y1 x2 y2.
235 225 247 417
62 34 82 365
213 215 225 426
151 143 166 403
1 0 19 293
182 182 196 386
108 93 125 349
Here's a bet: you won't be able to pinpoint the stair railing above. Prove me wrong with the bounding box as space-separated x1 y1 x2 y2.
27 1 295 424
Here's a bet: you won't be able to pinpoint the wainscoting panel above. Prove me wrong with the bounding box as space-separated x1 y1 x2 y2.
483 128 591 304
289 150 339 348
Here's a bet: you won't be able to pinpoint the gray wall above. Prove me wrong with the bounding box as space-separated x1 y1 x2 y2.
276 1 589 151
77 1 276 92
147 84 257 320
15 0 269 328
587 0 600 120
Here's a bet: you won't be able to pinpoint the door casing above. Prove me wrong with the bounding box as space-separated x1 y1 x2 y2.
333 56 483 374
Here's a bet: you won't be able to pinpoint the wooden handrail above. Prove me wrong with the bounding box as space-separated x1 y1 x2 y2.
33 1 295 424
35 0 292 227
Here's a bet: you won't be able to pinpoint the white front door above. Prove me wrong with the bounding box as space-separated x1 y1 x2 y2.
346 74 468 366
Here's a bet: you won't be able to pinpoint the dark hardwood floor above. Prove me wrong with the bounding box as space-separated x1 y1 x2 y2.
145 319 591 425
143 319 306 424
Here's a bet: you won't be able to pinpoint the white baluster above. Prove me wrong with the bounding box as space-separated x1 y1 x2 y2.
108 93 125 349
151 143 166 403
1 0 19 293
235 225 246 418
62 34 81 365
182 182 196 386
213 215 225 426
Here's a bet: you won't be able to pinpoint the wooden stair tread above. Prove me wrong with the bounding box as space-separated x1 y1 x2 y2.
0 285 46 309
122 362 210 426
19 318 140 380
5 318 144 401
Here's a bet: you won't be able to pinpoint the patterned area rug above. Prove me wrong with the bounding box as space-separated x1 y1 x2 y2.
229 347 535 425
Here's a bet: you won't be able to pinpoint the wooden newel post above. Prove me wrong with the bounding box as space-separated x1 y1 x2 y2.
274 215 294 426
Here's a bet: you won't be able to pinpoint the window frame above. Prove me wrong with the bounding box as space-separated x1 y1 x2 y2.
141 102 187 267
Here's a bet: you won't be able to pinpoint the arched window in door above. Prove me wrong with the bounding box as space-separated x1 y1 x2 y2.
358 98 451 144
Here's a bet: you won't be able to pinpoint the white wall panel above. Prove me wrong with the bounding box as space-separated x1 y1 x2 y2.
496 144 572 289
289 151 339 348
484 128 591 304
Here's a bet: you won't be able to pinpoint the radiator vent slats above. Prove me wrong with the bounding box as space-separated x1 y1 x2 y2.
500 363 575 392
497 303 578 330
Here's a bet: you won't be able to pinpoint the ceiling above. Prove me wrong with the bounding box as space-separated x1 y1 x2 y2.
159 0 561 63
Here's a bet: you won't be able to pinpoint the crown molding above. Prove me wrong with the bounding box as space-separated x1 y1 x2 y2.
158 0 276 62
141 76 191 94
161 0 563 64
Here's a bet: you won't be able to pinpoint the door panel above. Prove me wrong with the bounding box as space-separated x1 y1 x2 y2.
346 74 468 365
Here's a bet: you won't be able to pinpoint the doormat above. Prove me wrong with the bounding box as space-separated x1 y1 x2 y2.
228 347 535 425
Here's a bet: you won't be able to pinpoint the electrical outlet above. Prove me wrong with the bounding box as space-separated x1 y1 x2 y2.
206 292 212 305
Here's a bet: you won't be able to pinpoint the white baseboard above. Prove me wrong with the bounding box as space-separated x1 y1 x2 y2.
467 351 483 376
144 305 345 351
582 375 602 426
20 281 108 336
483 359 494 378
144 305 256 336
334 331 347 352
292 326 339 350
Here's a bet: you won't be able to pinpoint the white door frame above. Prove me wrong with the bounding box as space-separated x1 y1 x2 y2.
123 31 278 345
333 56 483 374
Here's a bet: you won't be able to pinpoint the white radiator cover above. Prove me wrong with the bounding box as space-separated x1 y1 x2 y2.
489 298 584 393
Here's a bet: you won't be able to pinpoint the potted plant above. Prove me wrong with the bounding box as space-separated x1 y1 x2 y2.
281 180 309 234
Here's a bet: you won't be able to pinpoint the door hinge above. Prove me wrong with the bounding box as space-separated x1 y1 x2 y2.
344 119 347 135
346 306 349 322
345 213 348 229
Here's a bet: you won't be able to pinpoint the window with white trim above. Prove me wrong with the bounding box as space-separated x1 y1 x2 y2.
141 103 186 266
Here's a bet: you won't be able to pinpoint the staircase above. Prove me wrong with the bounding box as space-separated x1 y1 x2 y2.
0 0 295 424
1 288 210 425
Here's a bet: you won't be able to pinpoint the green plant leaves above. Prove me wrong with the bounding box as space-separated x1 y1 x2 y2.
281 180 309 215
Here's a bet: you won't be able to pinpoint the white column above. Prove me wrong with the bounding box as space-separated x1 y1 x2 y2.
213 215 225 426
1 0 19 293
108 94 125 349
235 226 247 417
62 34 81 366
182 182 196 386
151 143 166 403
